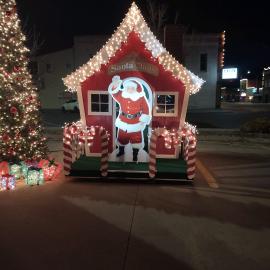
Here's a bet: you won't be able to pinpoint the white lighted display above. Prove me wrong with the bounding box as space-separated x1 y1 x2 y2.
63 3 204 95
222 68 238 79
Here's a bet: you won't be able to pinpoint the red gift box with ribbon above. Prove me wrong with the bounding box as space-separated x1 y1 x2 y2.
38 159 62 181
0 161 9 176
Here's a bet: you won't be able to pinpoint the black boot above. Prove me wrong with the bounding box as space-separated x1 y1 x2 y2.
133 148 139 162
116 146 125 157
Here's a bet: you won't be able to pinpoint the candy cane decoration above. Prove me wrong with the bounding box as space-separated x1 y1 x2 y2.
99 127 109 177
149 124 197 180
63 122 109 177
149 128 159 178
63 126 73 175
63 123 91 175
186 134 197 180
149 128 170 178
78 131 86 156
182 124 197 180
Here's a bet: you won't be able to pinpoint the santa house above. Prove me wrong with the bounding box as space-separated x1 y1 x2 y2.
62 3 204 181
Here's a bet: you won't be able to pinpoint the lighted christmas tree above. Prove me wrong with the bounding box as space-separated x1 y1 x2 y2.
0 0 47 162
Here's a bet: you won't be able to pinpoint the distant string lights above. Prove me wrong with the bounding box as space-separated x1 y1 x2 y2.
220 30 226 68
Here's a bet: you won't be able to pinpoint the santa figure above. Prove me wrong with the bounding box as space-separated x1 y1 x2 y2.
108 76 151 161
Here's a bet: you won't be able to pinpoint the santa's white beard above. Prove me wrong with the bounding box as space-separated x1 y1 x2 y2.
122 90 145 101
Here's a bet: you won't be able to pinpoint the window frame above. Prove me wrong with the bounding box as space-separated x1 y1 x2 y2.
153 91 179 117
88 90 112 116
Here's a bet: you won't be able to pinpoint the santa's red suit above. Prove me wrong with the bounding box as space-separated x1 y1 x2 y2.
108 77 151 149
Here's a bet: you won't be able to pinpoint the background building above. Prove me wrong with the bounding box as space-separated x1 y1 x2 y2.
183 33 221 109
239 77 263 102
32 27 224 109
31 49 74 109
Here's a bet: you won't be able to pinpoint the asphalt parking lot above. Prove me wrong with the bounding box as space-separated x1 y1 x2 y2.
1 133 270 270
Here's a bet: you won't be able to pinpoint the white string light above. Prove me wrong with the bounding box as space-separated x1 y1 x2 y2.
63 2 204 95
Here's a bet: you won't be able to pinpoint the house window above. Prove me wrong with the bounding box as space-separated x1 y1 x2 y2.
153 92 178 117
200 53 207 72
29 61 38 75
88 91 112 115
46 63 52 73
39 77 45 89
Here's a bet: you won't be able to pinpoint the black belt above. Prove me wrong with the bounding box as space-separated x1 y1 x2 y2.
121 112 141 119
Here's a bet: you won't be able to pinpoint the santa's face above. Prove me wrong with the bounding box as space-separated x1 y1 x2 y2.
126 86 136 94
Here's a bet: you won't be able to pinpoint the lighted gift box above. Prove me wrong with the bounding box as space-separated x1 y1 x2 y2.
39 159 62 181
43 166 56 181
0 174 16 191
0 161 9 175
21 162 29 178
26 167 44 185
52 163 62 179
21 161 39 178
9 164 22 179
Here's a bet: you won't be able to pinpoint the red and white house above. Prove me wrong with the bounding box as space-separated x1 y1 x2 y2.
62 3 204 179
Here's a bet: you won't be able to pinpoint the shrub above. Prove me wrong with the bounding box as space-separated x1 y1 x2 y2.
240 118 270 133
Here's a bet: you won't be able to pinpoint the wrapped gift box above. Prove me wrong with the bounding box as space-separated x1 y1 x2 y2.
21 162 29 178
43 166 56 181
26 167 44 185
1 174 16 190
21 161 39 178
9 163 22 179
0 161 9 176
39 159 62 181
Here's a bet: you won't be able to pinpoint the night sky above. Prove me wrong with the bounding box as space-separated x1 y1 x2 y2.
16 0 270 77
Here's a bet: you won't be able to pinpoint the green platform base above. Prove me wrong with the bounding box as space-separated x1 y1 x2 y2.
70 156 188 181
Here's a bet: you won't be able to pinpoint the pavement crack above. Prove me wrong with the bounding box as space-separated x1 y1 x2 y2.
122 184 140 270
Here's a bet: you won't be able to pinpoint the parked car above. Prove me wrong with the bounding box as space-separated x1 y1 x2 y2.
62 99 79 112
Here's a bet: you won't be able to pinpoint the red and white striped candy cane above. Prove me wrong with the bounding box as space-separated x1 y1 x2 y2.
99 127 109 177
78 131 86 156
149 129 159 178
183 135 189 161
86 129 94 150
63 126 73 175
186 134 196 180
182 124 197 180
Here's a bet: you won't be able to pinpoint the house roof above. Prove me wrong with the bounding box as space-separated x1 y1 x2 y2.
63 2 204 94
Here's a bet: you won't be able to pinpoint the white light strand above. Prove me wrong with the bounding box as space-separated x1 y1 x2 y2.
149 122 197 149
63 2 204 95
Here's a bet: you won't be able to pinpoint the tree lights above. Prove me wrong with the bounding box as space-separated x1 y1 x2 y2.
63 2 204 94
0 0 47 162
219 30 226 68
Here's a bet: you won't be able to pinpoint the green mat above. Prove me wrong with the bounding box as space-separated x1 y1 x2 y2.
71 156 187 177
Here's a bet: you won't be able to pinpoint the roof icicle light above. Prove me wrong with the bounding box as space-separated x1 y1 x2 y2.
63 2 204 94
